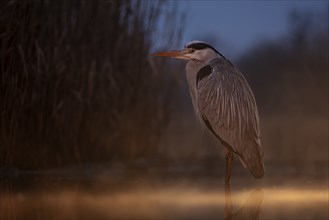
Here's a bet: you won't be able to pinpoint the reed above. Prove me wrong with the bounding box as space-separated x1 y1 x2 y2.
0 0 184 168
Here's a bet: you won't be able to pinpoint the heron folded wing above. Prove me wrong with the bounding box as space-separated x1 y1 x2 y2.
196 58 264 178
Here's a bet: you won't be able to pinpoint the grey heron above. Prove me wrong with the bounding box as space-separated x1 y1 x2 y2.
152 40 264 184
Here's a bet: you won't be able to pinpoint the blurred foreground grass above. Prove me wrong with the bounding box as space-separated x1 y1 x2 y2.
0 172 328 220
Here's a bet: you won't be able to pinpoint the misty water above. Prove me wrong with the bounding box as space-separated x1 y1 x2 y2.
0 166 328 220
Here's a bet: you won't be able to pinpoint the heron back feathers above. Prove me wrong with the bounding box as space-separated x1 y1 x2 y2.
188 58 264 178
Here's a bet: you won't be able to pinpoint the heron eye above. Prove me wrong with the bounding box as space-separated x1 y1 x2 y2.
189 48 195 53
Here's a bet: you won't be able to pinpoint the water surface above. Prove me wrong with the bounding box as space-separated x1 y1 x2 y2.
0 169 328 220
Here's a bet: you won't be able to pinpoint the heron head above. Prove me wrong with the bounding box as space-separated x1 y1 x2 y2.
152 40 222 62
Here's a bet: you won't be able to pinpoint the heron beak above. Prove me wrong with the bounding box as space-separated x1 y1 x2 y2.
151 49 190 60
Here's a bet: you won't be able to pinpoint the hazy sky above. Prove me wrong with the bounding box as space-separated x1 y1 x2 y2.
174 0 328 59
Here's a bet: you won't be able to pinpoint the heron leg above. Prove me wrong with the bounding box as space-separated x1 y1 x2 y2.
224 183 233 220
225 149 234 185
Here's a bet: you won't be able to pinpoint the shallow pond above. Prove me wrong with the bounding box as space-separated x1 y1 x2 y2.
0 169 328 220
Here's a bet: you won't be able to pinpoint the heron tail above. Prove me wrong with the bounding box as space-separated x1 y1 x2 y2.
239 144 265 179
249 159 265 178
